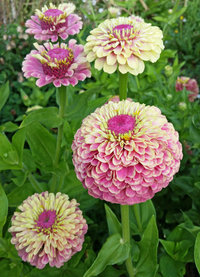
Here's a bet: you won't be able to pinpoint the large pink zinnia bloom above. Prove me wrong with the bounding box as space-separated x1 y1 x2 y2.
175 76 199 102
72 100 183 205
9 192 88 269
25 3 82 42
22 40 91 87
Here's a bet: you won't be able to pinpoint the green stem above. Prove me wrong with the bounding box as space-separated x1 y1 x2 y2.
135 76 140 90
119 70 134 276
119 72 128 100
22 163 43 193
50 86 67 193
163 0 180 40
133 204 143 233
88 0 97 27
121 205 135 277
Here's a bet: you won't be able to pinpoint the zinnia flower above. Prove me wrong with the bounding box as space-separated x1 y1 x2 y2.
9 192 88 269
22 40 91 87
25 3 82 42
175 76 199 102
72 100 182 205
84 17 164 74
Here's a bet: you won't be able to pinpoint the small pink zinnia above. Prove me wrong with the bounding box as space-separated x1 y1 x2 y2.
72 100 183 205
22 40 91 87
8 192 88 269
175 76 199 102
25 3 82 42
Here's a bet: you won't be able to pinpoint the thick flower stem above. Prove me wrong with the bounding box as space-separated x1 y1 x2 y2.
119 72 128 100
121 205 135 277
50 86 67 193
119 71 135 277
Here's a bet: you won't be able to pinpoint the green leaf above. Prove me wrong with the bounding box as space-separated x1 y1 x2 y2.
12 128 26 166
105 204 122 236
7 181 38 207
98 266 126 277
83 233 130 277
194 232 200 274
65 87 104 120
0 183 8 237
0 259 23 277
0 238 21 261
25 121 56 167
0 81 9 111
20 107 63 128
61 170 87 197
160 255 186 277
134 216 159 277
26 264 63 277
130 200 156 235
0 133 21 170
68 241 88 268
1 121 19 132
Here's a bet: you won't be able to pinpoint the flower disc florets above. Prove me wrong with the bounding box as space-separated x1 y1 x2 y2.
8 192 88 269
84 17 164 74
22 40 91 87
25 3 82 42
72 100 183 205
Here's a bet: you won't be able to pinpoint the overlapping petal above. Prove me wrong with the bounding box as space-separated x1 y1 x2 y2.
72 100 183 205
9 192 88 269
84 17 164 74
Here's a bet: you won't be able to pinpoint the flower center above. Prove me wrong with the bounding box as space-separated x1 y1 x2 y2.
40 9 68 31
113 24 134 39
108 114 135 135
41 47 74 78
36 210 57 229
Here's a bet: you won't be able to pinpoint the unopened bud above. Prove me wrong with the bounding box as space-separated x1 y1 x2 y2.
164 65 173 77
178 102 187 111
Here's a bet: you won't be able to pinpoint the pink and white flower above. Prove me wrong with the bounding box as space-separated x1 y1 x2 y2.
25 3 82 42
9 192 88 269
84 17 164 75
175 76 199 102
72 100 183 205
22 40 91 87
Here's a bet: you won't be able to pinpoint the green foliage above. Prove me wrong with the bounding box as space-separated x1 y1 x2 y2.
83 233 131 277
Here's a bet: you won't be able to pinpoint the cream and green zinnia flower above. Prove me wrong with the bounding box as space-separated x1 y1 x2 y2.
84 17 164 75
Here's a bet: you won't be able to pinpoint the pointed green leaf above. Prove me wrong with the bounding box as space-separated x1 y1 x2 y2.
20 107 63 128
1 121 18 132
130 200 156 234
65 87 104 120
0 183 8 237
135 216 159 277
194 232 200 274
25 122 56 167
83 233 130 277
7 181 38 207
0 81 9 111
105 204 122 236
12 128 26 166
